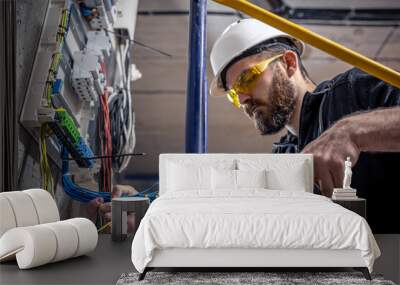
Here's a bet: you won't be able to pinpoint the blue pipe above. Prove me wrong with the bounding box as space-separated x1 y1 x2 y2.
201 2 208 153
202 69 208 153
185 0 207 153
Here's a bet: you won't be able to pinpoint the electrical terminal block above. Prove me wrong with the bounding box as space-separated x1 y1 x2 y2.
52 79 64 95
48 121 87 167
74 137 94 168
55 108 80 144
86 30 112 58
72 50 103 79
37 107 55 123
53 108 95 168
49 120 94 168
72 51 105 101
72 77 97 102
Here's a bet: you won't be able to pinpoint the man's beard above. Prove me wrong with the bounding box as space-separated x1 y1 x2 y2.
244 68 297 135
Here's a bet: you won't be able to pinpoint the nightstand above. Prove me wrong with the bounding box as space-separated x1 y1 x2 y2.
111 197 150 242
332 197 366 219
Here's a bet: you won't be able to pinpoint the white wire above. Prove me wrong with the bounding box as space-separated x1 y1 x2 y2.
110 38 135 172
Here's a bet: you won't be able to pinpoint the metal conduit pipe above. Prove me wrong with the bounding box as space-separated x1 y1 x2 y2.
201 4 208 153
212 0 400 89
203 73 208 153
186 0 208 153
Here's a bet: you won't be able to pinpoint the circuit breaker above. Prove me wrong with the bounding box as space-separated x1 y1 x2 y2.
19 0 139 197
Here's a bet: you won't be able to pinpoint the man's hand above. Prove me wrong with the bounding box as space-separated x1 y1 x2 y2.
111 184 138 199
302 107 400 197
87 185 138 233
301 119 360 197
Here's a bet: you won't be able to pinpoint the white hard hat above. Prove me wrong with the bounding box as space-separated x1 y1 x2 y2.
209 18 305 97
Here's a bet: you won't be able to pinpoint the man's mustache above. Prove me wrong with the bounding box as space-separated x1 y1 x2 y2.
243 100 267 118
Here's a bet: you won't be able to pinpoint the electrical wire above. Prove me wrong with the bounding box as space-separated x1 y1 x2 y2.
61 147 111 203
97 221 111 233
62 152 146 161
39 124 54 195
103 28 173 58
62 158 159 203
108 37 136 172
98 93 112 192
39 5 71 194
61 146 159 204
97 62 113 192
52 4 150 203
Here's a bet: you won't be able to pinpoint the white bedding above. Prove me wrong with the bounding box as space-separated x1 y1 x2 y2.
131 190 380 273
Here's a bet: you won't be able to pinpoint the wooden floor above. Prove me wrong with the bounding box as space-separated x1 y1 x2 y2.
0 234 134 285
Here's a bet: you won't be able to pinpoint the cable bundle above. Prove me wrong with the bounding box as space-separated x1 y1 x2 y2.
61 148 111 203
61 148 158 204
39 5 71 194
108 38 135 172
133 182 159 203
98 89 113 193
39 125 54 195
56 8 70 43
108 87 135 172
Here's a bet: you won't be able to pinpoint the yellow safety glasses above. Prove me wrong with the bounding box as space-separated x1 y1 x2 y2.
226 54 283 108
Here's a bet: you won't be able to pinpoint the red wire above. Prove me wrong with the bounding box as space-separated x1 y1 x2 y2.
98 89 112 193
96 61 113 193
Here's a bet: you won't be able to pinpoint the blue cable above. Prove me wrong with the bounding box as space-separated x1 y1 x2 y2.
62 148 111 203
61 148 159 203
124 182 159 203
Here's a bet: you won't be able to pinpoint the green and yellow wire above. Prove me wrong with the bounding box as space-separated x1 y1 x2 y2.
39 8 71 194
39 124 54 195
97 221 111 233
56 9 69 44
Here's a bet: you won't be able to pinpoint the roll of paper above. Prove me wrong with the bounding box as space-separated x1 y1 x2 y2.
42 221 79 262
1 192 39 227
0 196 17 238
65 218 98 257
24 189 60 224
0 226 57 269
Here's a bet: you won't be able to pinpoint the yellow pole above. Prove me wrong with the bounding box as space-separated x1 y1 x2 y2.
213 0 400 89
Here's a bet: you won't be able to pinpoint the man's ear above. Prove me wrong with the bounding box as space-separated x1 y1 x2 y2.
282 50 298 78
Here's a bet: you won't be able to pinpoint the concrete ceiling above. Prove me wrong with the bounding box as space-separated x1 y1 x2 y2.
123 0 400 179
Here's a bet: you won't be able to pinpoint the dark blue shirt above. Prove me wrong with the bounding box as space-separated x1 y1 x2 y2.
272 68 400 233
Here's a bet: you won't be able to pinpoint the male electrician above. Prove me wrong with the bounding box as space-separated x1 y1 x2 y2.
209 19 400 233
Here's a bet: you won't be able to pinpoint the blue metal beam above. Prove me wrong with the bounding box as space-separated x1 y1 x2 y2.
202 73 208 153
185 0 208 153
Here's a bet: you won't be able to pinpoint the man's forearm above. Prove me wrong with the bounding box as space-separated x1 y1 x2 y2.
338 107 400 152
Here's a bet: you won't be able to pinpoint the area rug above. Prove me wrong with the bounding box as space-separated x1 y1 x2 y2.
116 271 396 285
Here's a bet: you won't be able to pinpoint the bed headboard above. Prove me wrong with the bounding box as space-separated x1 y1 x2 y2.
159 153 314 196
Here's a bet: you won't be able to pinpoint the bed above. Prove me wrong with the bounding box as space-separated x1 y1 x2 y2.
131 154 380 280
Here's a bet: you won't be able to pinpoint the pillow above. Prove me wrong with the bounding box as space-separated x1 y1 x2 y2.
167 163 211 191
236 169 267 189
211 168 236 190
211 169 268 190
237 158 309 192
266 167 307 192
166 159 236 192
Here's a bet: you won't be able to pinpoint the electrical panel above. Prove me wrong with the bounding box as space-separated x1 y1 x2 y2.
20 0 139 197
